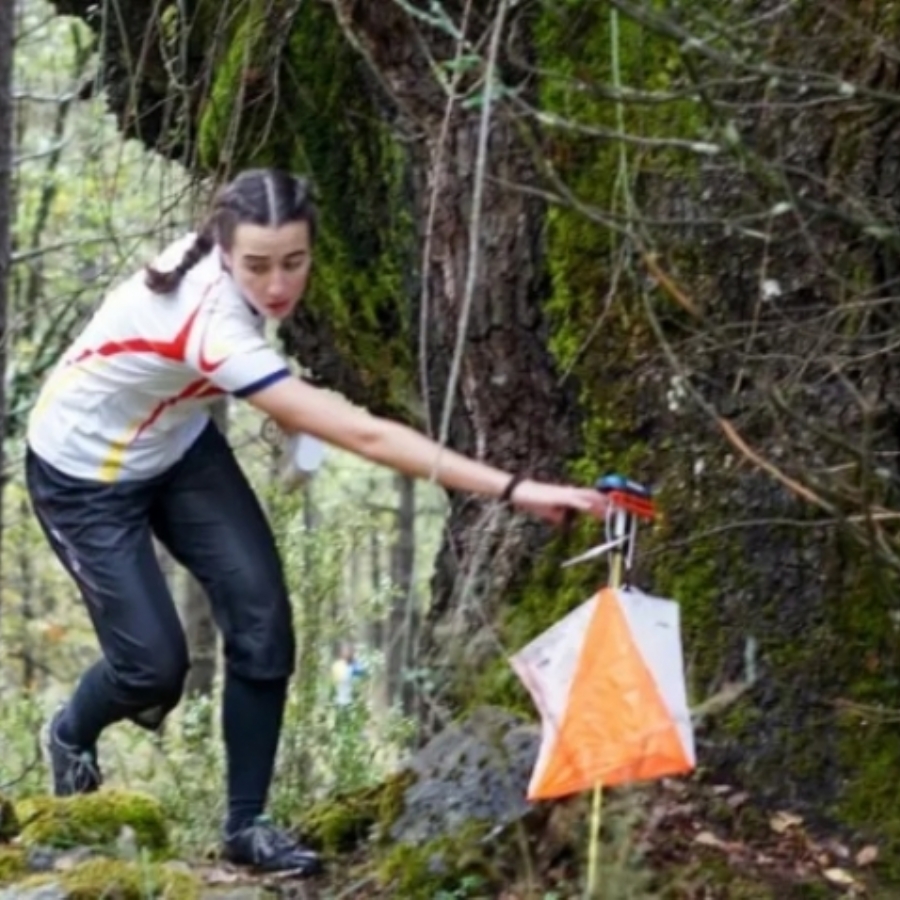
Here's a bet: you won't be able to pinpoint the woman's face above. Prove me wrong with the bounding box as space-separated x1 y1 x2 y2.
224 221 312 319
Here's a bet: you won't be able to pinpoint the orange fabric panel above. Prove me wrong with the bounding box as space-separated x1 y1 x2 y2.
529 588 691 800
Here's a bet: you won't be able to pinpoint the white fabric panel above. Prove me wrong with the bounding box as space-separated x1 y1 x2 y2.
618 587 695 765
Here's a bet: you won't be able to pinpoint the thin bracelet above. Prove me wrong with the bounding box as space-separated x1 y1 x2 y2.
500 472 528 504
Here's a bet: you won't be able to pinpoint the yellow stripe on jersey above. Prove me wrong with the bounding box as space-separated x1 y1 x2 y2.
97 419 146 483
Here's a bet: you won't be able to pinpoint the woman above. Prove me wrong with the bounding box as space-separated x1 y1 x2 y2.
25 168 606 875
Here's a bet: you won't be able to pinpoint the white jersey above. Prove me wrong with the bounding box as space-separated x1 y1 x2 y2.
27 234 290 482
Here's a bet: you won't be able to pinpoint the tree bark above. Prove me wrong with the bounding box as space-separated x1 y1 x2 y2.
0 0 15 610
329 1 583 727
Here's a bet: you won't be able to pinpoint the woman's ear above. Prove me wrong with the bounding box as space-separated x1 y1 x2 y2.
220 249 233 273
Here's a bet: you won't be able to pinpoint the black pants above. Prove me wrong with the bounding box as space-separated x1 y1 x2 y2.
25 420 296 731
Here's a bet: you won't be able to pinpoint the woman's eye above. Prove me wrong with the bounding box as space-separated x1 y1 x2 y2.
247 265 268 276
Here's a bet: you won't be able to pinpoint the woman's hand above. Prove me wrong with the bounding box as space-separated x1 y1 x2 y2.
509 479 609 525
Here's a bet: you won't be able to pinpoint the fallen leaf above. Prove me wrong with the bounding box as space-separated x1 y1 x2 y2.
726 791 749 809
203 868 241 885
823 867 857 887
856 845 879 867
769 811 804 834
694 830 728 849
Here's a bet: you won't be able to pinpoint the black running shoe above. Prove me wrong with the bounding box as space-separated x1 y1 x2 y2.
41 708 102 797
223 816 323 876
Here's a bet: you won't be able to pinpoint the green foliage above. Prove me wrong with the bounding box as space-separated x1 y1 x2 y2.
9 0 193 440
111 693 227 854
0 695 58 799
16 791 169 853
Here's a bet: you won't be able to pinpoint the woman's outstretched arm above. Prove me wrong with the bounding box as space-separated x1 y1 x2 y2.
245 376 607 525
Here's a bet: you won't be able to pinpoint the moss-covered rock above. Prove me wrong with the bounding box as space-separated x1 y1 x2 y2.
295 770 416 855
0 848 27 887
15 792 168 854
0 798 19 844
16 858 199 900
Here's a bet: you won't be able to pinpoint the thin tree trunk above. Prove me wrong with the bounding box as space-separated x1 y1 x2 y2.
181 399 228 698
387 473 416 715
0 0 16 612
18 497 35 690
181 573 217 698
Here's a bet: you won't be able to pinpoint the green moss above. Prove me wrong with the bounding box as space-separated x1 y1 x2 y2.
0 795 19 842
651 510 744 702
834 719 900 883
296 770 417 854
376 823 497 900
0 847 27 886
196 0 417 419
457 3 716 710
16 791 168 854
20 858 199 900
280 7 416 417
196 0 273 169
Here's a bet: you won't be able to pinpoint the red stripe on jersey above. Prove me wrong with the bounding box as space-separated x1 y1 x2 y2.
73 306 203 366
133 378 225 441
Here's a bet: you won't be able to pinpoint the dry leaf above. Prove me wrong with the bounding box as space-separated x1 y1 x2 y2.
727 792 749 809
203 868 241 885
856 845 879 867
769 811 803 834
694 830 728 849
823 867 857 887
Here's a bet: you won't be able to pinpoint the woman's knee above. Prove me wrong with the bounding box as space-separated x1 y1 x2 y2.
113 639 190 705
224 592 296 679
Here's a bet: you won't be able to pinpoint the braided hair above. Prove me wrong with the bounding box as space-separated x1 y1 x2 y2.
145 169 317 294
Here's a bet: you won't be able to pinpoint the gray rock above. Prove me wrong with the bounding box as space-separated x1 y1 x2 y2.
389 705 540 845
23 847 56 874
51 849 102 872
23 846 100 875
201 890 272 900
0 884 67 900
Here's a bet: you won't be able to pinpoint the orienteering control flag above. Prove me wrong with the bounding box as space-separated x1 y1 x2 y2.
510 586 695 800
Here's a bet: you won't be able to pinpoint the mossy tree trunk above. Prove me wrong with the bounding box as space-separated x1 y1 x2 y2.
322 1 585 727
